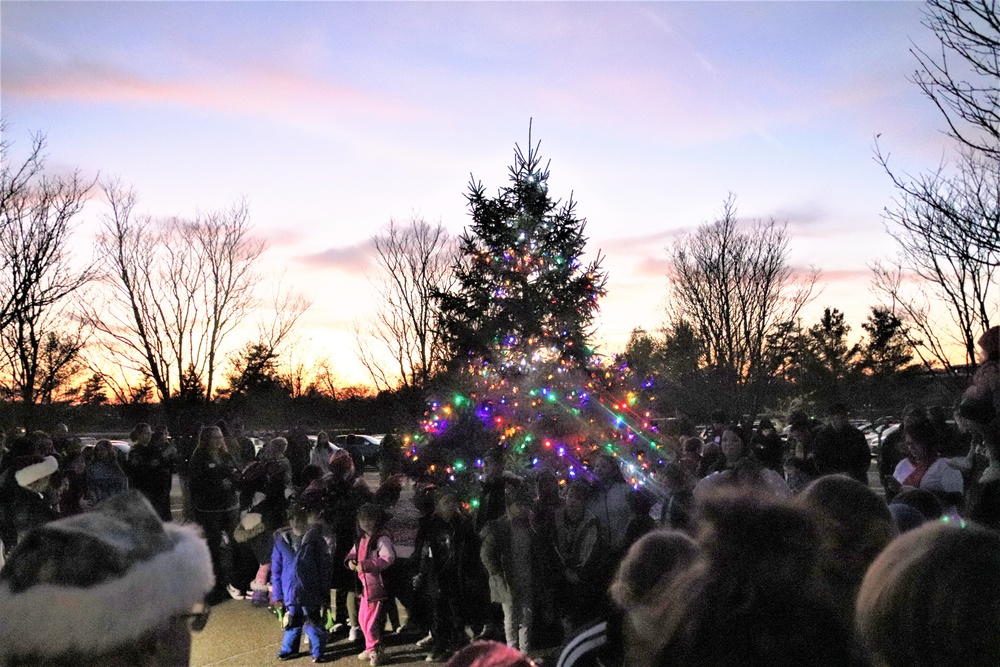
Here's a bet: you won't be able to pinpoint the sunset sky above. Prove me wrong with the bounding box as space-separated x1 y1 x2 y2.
1 1 953 385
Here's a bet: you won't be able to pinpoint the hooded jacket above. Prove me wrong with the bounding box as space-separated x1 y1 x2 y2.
271 524 332 608
345 531 395 601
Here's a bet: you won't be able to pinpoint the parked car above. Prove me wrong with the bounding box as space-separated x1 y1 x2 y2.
332 434 382 469
79 436 132 458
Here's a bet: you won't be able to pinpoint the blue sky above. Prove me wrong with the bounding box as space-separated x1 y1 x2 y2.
1 1 951 384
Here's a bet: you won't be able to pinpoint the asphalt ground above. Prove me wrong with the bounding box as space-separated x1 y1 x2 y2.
189 597 432 666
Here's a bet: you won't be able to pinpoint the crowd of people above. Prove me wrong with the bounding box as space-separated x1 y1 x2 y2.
1 325 1000 666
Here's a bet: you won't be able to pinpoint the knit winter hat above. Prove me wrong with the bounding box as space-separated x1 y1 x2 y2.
14 454 58 488
0 490 214 662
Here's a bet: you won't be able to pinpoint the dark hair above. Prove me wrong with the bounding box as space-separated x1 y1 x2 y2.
683 437 703 454
828 403 849 417
433 488 459 510
979 326 1000 362
129 423 151 442
356 503 389 532
287 504 309 523
903 416 938 453
650 491 862 667
506 483 534 508
795 475 896 616
610 530 699 608
786 410 813 431
214 420 231 438
892 487 944 520
722 424 747 446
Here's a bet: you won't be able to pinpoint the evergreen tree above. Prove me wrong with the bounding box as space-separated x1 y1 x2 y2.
858 307 917 376
791 308 860 405
404 130 680 505
437 126 607 374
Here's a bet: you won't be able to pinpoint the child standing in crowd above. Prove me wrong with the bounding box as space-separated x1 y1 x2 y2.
414 488 482 661
272 505 332 662
346 503 396 667
481 485 541 654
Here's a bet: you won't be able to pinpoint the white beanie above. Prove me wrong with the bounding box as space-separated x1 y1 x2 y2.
14 455 58 488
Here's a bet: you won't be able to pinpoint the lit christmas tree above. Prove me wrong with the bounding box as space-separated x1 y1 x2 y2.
408 127 674 506
402 358 676 507
436 123 606 373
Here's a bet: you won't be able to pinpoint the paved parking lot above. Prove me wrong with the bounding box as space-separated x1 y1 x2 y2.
190 597 430 667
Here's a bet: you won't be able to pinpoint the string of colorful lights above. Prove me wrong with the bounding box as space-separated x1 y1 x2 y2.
403 358 679 506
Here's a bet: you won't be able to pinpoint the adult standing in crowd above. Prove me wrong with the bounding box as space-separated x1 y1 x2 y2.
86 440 129 504
0 452 59 554
814 404 871 484
188 424 242 603
694 425 791 499
231 422 258 468
879 406 923 500
310 431 336 475
378 433 404 484
751 418 784 472
586 455 636 565
285 424 313 487
239 436 295 603
127 423 178 522
553 479 605 635
891 416 963 511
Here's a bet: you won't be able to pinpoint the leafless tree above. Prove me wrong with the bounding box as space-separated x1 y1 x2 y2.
310 356 342 398
665 195 818 414
0 127 93 426
873 144 998 368
912 0 1000 157
85 181 276 405
356 217 458 391
877 145 1000 259
873 0 1000 369
0 309 87 426
0 127 92 336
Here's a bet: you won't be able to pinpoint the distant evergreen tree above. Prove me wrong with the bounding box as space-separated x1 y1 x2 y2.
859 307 917 376
437 125 607 375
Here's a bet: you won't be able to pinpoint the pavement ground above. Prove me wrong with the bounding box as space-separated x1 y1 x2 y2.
190 597 432 667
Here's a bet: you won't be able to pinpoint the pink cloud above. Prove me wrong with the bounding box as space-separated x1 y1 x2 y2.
597 229 686 253
298 240 373 273
5 58 416 124
261 228 306 248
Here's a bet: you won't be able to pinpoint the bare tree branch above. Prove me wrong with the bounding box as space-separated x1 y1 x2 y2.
86 182 272 406
665 195 818 415
355 217 458 390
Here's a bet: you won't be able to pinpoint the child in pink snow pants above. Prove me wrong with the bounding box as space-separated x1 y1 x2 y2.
347 503 396 666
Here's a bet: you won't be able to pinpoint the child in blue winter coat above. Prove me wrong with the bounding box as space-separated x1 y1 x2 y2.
346 503 396 666
272 505 332 662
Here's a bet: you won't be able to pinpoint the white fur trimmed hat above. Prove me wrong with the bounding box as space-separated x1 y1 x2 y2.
14 455 58 488
0 490 214 662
